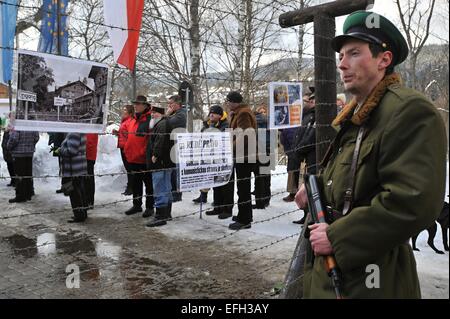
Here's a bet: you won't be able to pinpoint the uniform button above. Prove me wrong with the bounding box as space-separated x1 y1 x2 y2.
327 180 332 186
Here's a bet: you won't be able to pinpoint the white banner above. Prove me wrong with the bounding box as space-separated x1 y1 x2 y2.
177 132 233 192
11 50 110 133
268 82 303 129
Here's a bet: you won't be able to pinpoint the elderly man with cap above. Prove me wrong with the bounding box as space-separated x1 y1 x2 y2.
226 91 257 230
123 95 154 218
294 11 446 298
145 105 175 227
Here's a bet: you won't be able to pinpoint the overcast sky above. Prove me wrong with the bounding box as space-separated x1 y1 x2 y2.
17 0 449 73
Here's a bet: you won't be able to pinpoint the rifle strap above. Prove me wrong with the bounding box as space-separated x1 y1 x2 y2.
342 125 366 216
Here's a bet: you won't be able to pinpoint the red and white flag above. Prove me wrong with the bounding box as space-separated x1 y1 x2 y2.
103 0 144 71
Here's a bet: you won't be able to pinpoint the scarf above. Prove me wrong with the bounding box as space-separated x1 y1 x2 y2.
332 73 402 126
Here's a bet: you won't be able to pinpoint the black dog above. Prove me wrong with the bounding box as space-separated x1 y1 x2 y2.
412 201 449 254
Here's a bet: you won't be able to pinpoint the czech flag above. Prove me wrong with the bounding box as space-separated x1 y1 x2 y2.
103 0 144 71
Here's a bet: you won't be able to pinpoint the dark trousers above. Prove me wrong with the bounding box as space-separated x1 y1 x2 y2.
13 156 33 200
235 163 255 224
254 164 271 207
86 160 95 207
69 176 88 220
6 160 15 185
213 177 234 214
120 149 133 189
129 163 154 209
171 167 182 201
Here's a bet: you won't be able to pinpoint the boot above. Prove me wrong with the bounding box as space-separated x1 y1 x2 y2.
9 197 27 203
282 194 295 202
167 203 172 220
192 192 207 204
146 206 168 227
218 207 233 219
69 209 87 223
125 206 142 215
122 186 133 196
142 207 154 218
293 215 306 224
205 207 220 216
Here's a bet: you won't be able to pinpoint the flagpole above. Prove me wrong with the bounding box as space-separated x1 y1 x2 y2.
8 80 12 112
131 61 136 100
56 0 61 55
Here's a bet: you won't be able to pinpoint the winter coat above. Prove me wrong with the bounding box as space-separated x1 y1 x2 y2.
59 133 87 177
255 112 270 154
86 134 99 161
229 104 257 162
117 116 132 149
167 107 187 130
280 128 297 154
7 130 40 158
1 131 13 163
302 74 447 299
146 118 174 170
124 108 152 164
201 112 229 132
292 108 316 174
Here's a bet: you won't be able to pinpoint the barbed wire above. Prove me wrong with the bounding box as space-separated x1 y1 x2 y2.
0 139 331 180
0 191 304 297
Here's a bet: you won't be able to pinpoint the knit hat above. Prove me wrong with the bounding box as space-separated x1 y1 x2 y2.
209 105 224 116
226 91 243 103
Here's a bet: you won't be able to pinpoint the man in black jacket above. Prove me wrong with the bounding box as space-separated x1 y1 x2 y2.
146 106 175 227
166 95 187 202
292 92 316 224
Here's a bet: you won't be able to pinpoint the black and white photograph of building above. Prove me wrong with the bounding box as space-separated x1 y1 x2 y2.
13 50 109 132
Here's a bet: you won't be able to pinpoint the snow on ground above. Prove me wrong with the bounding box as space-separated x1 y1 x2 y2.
0 133 448 298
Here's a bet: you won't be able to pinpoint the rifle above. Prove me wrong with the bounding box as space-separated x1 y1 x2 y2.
304 174 343 299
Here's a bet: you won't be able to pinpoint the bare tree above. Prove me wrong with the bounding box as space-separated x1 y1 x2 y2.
395 0 436 90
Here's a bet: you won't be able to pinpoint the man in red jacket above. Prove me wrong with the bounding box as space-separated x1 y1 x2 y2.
123 95 154 217
113 105 135 195
86 133 98 209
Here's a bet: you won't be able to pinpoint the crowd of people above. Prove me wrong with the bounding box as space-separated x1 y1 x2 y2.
0 89 349 229
0 9 447 299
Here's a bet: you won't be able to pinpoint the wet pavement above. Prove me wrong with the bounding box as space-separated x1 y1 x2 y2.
0 183 289 299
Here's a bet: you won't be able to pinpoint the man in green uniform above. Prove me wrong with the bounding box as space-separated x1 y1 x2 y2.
295 11 447 298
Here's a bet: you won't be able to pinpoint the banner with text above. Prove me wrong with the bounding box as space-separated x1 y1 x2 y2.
177 132 233 192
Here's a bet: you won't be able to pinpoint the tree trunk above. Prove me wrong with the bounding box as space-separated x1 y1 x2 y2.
189 0 201 126
410 54 417 90
243 0 253 103
297 0 305 80
236 2 246 91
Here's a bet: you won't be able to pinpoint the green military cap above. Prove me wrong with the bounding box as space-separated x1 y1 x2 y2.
331 11 408 66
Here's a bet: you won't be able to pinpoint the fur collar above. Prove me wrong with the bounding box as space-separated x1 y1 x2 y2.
332 73 401 126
